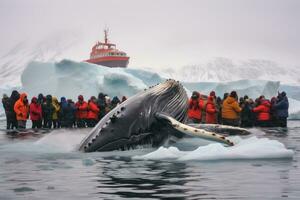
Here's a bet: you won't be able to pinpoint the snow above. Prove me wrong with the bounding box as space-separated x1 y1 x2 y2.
162 57 300 85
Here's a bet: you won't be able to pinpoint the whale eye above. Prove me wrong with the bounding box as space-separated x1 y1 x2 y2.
220 136 225 140
121 107 126 111
194 129 198 132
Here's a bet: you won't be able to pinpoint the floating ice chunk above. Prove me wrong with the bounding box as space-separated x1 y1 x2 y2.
134 137 294 161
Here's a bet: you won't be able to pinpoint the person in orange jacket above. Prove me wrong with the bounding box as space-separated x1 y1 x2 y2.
206 96 217 124
75 95 88 128
221 91 242 126
87 96 100 127
187 91 204 123
252 96 271 127
14 93 29 129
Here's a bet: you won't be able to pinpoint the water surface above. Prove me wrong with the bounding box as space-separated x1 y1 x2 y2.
0 121 299 200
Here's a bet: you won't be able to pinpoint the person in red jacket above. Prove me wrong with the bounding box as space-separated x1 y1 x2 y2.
252 96 271 127
14 93 29 129
206 96 217 124
187 91 204 123
29 97 43 129
75 95 88 128
87 96 100 127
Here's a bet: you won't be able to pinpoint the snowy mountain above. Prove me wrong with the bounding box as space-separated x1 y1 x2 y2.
161 57 300 85
0 31 84 88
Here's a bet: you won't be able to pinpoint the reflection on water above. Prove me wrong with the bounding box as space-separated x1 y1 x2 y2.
0 121 299 199
97 158 189 199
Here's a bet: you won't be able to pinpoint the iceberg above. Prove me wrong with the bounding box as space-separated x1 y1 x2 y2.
0 59 299 120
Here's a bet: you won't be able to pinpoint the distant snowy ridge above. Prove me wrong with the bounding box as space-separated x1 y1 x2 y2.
0 32 83 88
161 57 300 85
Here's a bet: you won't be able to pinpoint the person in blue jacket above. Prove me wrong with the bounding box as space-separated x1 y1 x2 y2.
274 91 289 127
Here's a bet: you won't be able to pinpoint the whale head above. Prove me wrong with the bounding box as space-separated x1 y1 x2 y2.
78 79 189 152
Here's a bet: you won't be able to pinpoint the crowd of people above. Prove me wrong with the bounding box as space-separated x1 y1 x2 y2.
1 90 127 130
1 89 289 130
187 90 289 128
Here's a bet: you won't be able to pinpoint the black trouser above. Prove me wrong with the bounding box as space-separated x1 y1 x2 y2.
277 117 287 128
52 120 60 128
255 120 270 127
43 119 52 129
87 119 97 127
6 115 18 129
6 117 13 130
32 120 42 129
77 119 86 128
17 120 26 129
240 120 254 128
222 118 240 127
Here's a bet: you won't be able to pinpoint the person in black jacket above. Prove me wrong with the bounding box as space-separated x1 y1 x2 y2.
2 94 12 129
273 91 289 127
60 98 76 128
5 90 20 129
97 93 107 120
240 98 255 127
42 95 54 128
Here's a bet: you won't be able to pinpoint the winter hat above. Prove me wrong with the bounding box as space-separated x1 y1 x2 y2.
31 97 37 103
281 91 286 97
230 91 237 98
78 95 84 101
192 91 200 99
209 91 216 97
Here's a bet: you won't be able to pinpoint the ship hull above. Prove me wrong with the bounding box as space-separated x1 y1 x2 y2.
86 56 129 68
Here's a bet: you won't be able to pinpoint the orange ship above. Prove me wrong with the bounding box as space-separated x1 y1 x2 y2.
85 29 129 68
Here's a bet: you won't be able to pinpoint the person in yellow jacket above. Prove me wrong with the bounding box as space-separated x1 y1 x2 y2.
52 97 61 128
221 91 242 126
14 93 29 129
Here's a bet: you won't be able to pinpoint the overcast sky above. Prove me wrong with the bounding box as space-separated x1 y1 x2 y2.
0 0 299 68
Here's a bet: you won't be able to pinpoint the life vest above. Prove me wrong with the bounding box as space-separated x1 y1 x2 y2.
222 96 242 120
187 98 204 120
253 100 271 121
29 101 42 121
205 96 217 124
87 101 99 120
75 101 88 119
14 93 29 121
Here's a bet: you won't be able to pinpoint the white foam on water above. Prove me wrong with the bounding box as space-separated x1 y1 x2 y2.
133 136 294 161
0 129 89 154
34 129 89 153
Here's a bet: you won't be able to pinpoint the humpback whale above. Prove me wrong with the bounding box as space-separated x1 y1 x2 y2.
79 79 249 152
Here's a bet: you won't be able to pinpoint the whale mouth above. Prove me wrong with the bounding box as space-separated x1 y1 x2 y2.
83 132 154 152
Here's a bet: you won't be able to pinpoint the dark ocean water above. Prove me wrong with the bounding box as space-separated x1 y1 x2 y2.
0 120 299 200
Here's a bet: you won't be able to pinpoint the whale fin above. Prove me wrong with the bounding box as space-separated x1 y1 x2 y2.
155 113 234 146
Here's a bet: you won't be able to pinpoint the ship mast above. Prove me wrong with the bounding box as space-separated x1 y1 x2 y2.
104 29 109 44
